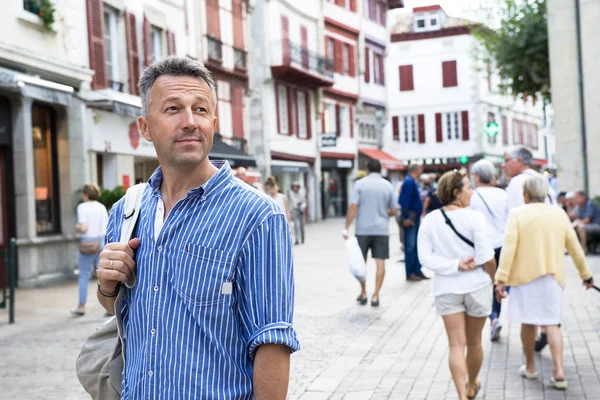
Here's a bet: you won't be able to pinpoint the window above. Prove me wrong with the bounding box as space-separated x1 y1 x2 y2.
430 18 437 26
401 115 418 143
373 53 384 85
324 103 337 133
512 119 519 144
103 7 121 91
151 26 163 62
416 19 426 29
217 81 232 137
340 105 350 137
443 112 462 141
297 92 309 139
32 104 60 235
442 61 458 87
277 85 288 134
399 65 414 91
343 44 350 75
327 38 335 71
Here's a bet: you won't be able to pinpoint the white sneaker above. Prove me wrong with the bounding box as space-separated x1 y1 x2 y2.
490 320 502 342
519 365 539 380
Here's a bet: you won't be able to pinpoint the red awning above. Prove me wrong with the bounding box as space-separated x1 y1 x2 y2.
533 158 548 167
359 148 405 171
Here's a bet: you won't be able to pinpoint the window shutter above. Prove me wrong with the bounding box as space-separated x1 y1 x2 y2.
207 0 221 38
335 0 345 6
183 0 189 35
365 48 370 83
392 116 399 141
305 92 312 139
518 120 523 144
287 86 295 135
231 85 244 139
379 1 386 25
349 45 356 77
435 113 443 142
125 11 140 96
143 14 153 67
276 84 281 133
350 106 354 138
461 111 469 141
350 0 357 12
399 65 413 91
86 0 107 90
281 15 290 64
167 30 176 56
321 103 326 133
442 61 458 87
369 0 376 20
300 25 309 69
502 115 508 145
379 54 385 85
417 114 425 143
233 0 244 49
335 104 341 137
334 40 343 73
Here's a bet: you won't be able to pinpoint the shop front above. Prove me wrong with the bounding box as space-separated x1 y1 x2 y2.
321 152 355 219
270 153 318 222
358 148 405 187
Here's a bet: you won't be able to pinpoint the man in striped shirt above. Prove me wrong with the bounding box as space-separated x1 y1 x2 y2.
96 56 299 399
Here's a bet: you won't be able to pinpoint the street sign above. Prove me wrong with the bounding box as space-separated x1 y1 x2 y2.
486 121 499 137
321 132 337 148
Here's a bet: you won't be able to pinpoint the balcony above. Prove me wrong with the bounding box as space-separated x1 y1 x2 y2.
271 40 334 89
207 37 223 63
234 48 247 71
109 80 125 93
215 133 247 153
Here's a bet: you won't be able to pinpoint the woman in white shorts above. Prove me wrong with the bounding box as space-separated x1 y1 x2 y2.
495 175 594 390
418 170 496 400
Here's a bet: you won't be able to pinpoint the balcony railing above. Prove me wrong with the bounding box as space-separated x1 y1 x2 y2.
234 48 247 71
282 40 334 80
207 37 223 62
109 80 125 93
216 133 247 153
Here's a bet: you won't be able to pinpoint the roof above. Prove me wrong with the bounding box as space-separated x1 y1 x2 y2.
413 5 442 13
359 148 405 171
390 9 476 42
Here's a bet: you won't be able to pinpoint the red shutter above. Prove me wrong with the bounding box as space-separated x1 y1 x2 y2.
502 116 508 145
518 120 523 144
350 0 357 12
86 0 107 90
167 30 176 55
275 84 281 133
392 116 399 141
442 61 458 87
183 0 189 35
206 0 221 38
350 106 354 138
281 15 290 64
335 104 341 137
369 0 376 20
231 85 244 139
321 103 326 133
349 45 356 77
305 92 312 139
125 11 140 96
335 0 345 6
365 48 370 83
379 1 386 25
233 0 244 49
143 15 152 67
399 65 413 91
461 111 470 141
288 87 296 136
379 54 385 85
417 114 425 143
334 40 343 73
435 113 443 142
300 25 309 69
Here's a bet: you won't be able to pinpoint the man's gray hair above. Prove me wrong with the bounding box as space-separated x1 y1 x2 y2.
408 163 422 173
510 147 534 167
523 175 548 203
138 56 217 116
471 159 496 184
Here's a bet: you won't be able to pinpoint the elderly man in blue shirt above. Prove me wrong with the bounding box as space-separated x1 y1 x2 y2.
96 56 299 399
398 163 428 281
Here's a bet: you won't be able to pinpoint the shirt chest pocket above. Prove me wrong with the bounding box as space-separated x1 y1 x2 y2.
173 243 236 307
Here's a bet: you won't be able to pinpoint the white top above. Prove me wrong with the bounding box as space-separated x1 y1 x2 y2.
77 201 109 239
470 187 508 249
272 193 287 215
418 208 495 297
506 169 556 211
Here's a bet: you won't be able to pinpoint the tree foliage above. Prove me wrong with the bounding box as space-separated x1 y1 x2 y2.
473 0 550 102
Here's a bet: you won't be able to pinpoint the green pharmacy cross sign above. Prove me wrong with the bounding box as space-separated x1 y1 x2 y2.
486 121 499 137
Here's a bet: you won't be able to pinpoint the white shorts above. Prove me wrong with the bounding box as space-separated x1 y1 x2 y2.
434 284 493 317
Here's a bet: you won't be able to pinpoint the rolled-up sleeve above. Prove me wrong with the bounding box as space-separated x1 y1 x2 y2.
237 214 300 361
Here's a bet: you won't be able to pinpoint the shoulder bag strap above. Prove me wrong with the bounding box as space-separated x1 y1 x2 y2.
440 209 475 248
121 183 146 289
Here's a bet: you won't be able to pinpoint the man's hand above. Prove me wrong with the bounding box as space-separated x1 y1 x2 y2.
342 229 349 240
458 257 476 271
97 238 141 294
495 282 509 303
402 219 414 228
584 277 595 289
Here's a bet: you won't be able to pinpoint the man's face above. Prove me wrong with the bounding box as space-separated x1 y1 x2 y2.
575 193 586 206
502 153 522 179
292 185 300 193
138 75 217 169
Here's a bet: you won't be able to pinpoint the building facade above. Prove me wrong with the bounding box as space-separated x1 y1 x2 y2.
0 0 93 286
385 5 551 178
547 0 599 196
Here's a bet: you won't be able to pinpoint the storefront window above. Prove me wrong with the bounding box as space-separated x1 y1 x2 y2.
32 104 60 234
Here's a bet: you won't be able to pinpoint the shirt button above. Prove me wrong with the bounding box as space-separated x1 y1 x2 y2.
151 328 156 335
153 286 159 292
148 370 153 376
157 245 162 251
202 196 207 201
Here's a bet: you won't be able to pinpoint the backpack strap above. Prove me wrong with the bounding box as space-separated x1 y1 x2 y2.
440 208 475 248
120 183 146 288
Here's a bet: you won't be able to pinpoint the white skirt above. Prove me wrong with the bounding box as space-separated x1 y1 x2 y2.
507 274 563 325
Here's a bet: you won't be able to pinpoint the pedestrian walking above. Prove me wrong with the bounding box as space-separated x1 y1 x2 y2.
343 159 398 307
73 183 108 316
418 170 496 400
264 175 291 224
495 175 594 390
288 182 306 245
96 57 299 399
398 163 428 281
470 159 509 342
571 191 600 254
422 175 443 216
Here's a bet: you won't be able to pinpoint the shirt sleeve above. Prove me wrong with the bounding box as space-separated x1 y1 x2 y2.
237 214 300 361
388 186 398 210
495 211 519 284
506 179 524 212
417 214 461 276
77 203 86 225
104 199 124 245
471 211 495 265
584 201 594 220
399 180 413 218
351 181 360 205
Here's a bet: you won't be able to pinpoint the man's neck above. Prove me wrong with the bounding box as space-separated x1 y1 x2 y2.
409 173 419 179
159 159 219 204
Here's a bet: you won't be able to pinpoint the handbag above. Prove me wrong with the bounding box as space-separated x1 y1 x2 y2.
76 184 146 400
79 240 101 255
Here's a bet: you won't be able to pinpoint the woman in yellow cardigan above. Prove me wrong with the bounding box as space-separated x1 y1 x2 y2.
495 175 595 390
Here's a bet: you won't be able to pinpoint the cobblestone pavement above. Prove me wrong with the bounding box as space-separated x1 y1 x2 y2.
1 218 600 399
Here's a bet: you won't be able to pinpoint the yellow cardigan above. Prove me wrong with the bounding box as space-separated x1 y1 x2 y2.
495 203 592 287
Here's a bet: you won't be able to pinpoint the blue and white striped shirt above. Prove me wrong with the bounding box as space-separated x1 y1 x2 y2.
104 161 300 399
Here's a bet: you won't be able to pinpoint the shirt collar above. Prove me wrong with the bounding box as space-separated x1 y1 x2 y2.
146 160 233 198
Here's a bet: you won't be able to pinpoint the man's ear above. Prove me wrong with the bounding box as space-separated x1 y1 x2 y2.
213 115 218 132
138 115 152 142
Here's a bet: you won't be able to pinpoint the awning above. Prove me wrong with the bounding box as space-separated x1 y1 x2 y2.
271 160 310 174
77 89 142 118
359 148 405 171
533 158 548 167
210 135 256 168
0 66 73 106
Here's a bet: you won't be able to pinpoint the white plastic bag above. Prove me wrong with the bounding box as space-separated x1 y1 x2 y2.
346 236 366 282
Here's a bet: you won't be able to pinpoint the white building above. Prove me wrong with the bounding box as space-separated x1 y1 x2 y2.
385 5 552 176
0 0 94 286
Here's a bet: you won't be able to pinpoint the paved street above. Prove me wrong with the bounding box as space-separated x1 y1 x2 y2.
1 218 600 399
